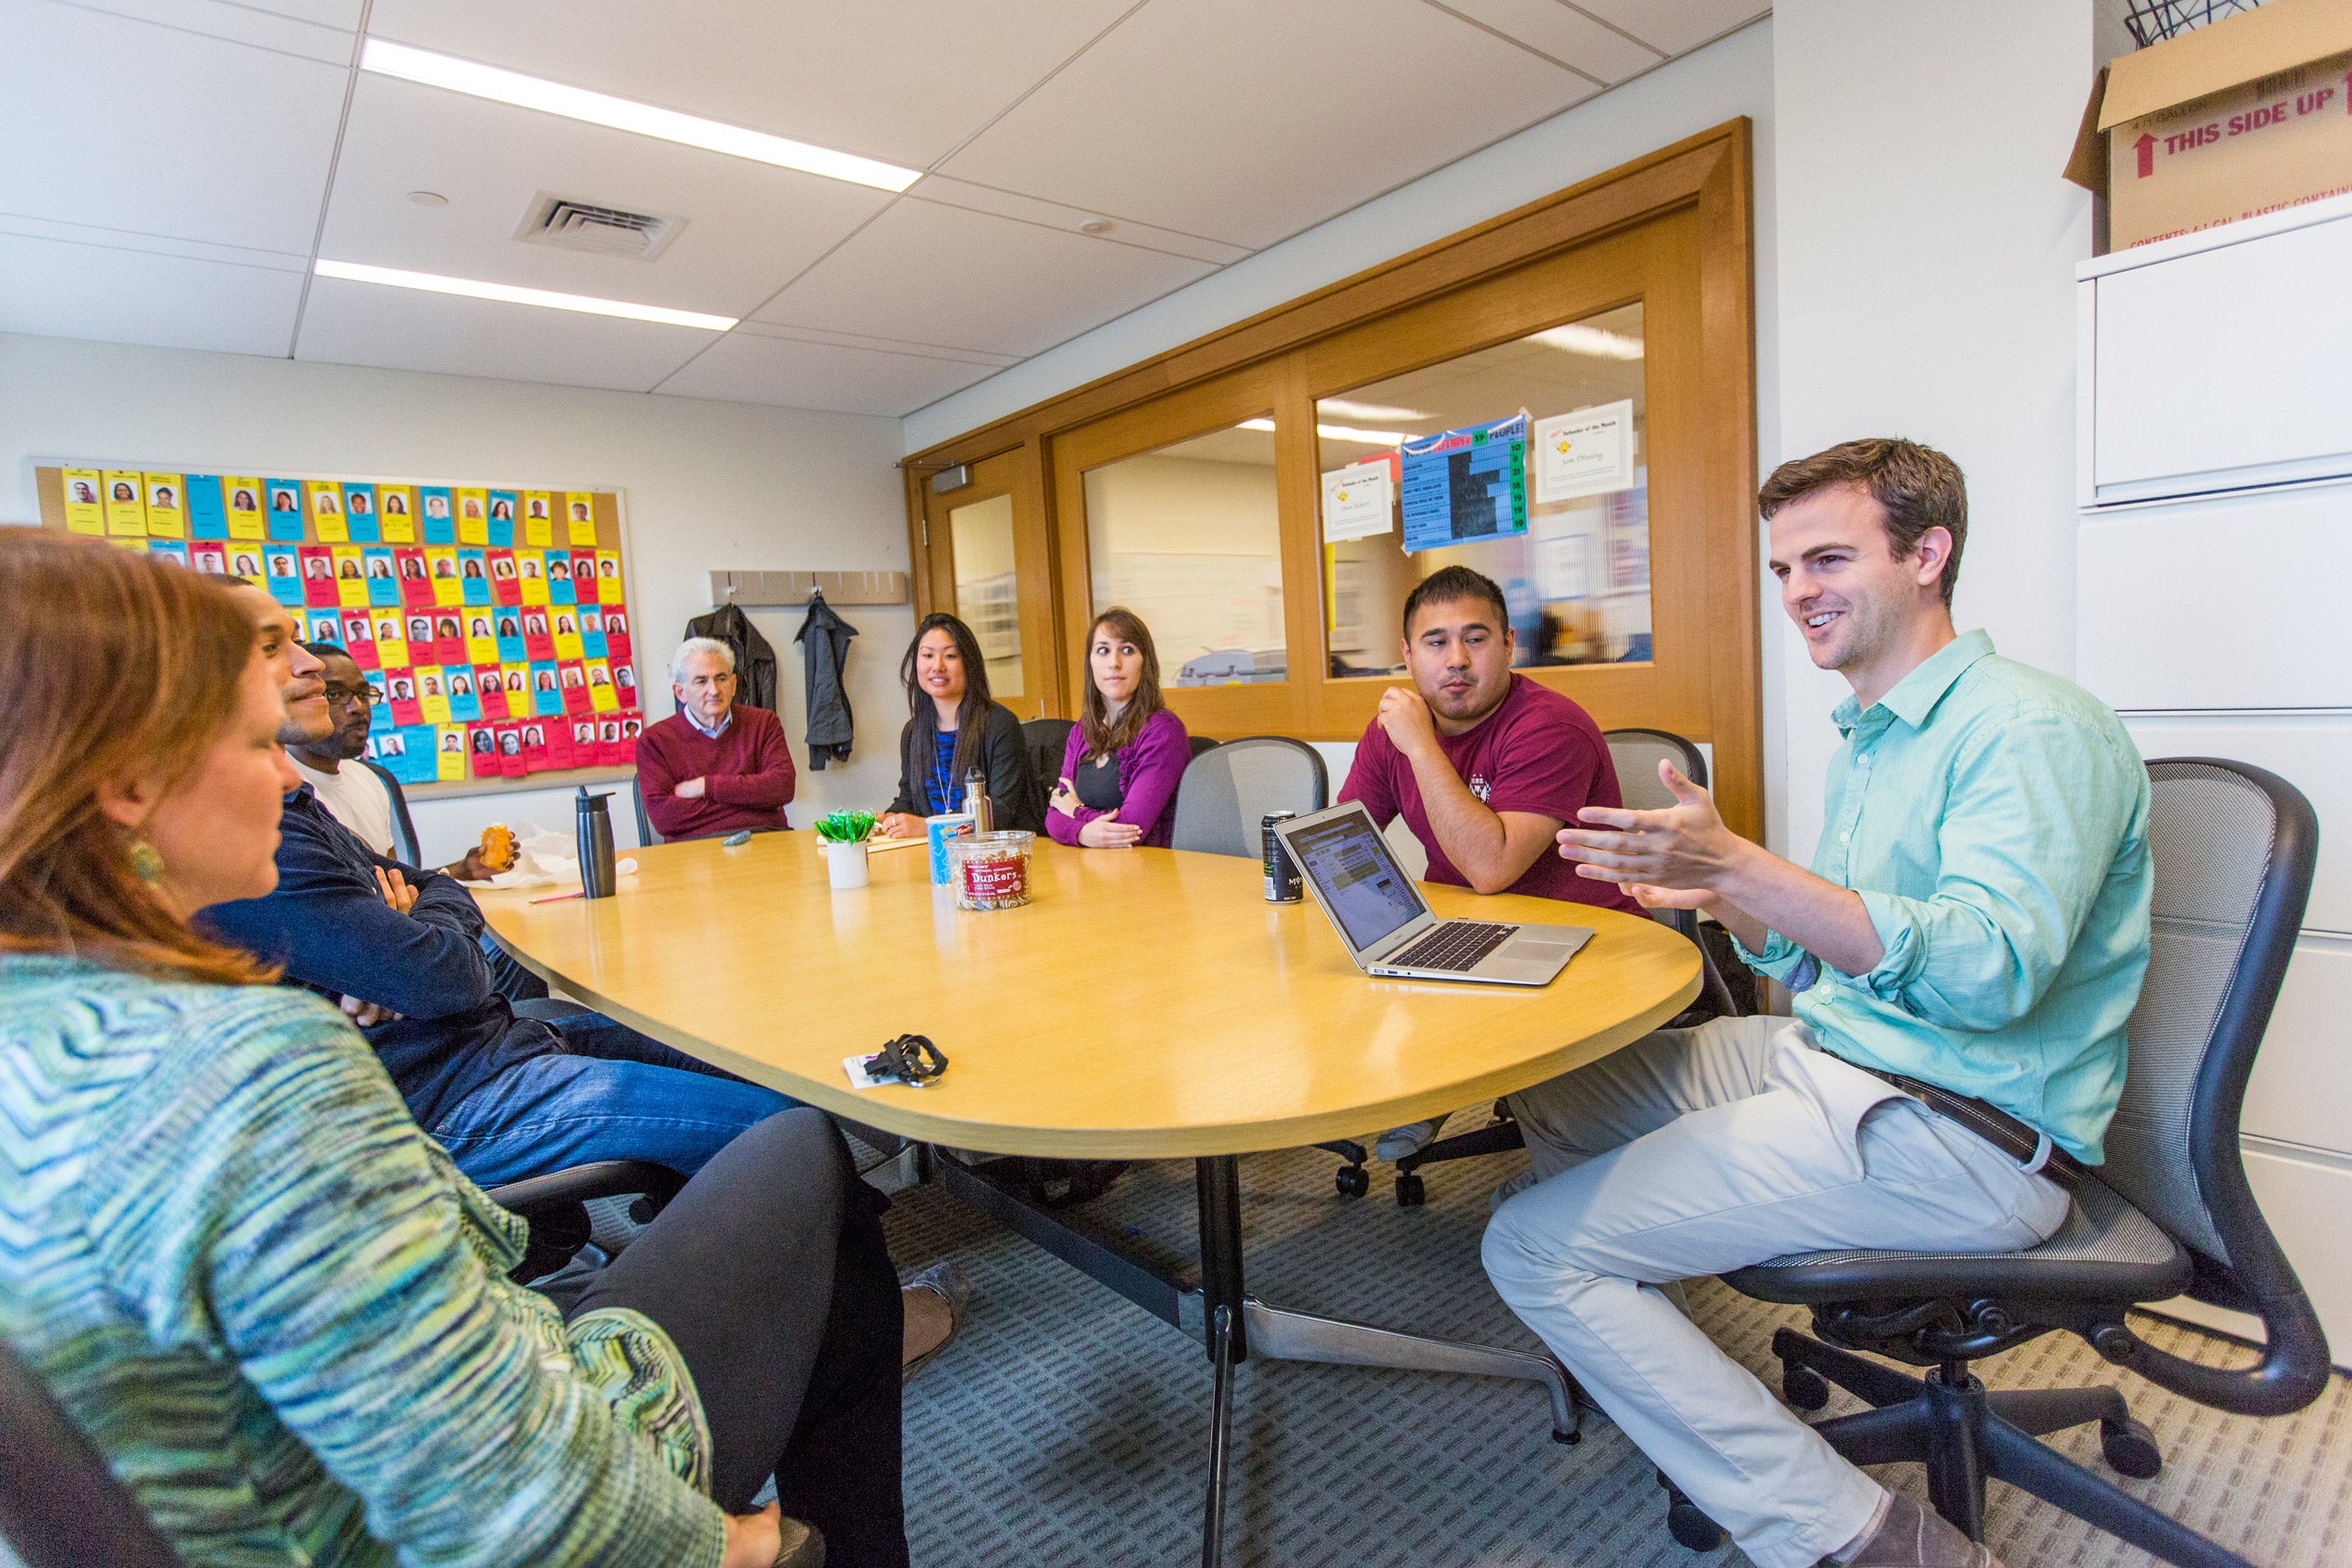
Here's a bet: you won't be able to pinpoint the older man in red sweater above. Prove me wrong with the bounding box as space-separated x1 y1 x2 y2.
635 636 796 839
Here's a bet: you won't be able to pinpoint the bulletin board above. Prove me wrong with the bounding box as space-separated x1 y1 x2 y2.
34 464 645 798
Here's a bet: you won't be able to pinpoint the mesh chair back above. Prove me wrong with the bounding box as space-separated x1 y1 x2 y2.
365 760 422 865
2105 761 2310 1271
631 775 659 846
1022 718 1076 802
0 1338 183 1567
1604 727 1707 809
1172 737 1328 858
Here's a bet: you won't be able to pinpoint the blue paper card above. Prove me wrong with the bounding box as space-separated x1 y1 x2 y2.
266 481 307 540
420 487 455 545
187 475 227 539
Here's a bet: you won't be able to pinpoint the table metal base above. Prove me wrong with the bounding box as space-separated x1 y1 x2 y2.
934 1151 1583 1567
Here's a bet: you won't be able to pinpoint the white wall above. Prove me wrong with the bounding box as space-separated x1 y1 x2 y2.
1770 0 2095 861
0 332 913 863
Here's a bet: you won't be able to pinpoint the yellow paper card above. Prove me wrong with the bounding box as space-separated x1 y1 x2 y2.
519 564 551 605
552 630 584 662
418 682 452 725
333 548 368 606
61 469 105 534
139 475 185 538
593 550 624 602
103 472 147 536
455 489 489 546
564 493 598 546
587 660 619 712
434 726 468 781
110 538 149 552
466 636 500 667
221 478 266 538
425 549 462 606
303 481 346 541
499 662 530 699
377 485 418 542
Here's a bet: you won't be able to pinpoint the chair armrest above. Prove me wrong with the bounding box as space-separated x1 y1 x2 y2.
485 1159 686 1218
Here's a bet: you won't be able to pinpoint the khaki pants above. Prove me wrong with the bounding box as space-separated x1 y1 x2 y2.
1483 1016 2067 1568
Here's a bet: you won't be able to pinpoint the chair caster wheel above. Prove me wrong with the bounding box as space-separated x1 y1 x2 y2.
1395 1171 1426 1207
1335 1165 1369 1198
1782 1362 1830 1411
2101 1416 2162 1479
1666 1499 1726 1551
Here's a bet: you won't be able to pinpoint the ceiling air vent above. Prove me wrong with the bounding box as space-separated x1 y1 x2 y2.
513 193 686 261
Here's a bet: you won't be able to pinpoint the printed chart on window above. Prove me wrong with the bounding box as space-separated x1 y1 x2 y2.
33 465 643 788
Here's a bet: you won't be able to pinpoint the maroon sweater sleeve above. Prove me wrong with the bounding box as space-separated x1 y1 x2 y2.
705 708 795 810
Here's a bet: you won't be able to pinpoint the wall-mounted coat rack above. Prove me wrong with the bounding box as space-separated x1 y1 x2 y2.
709 569 908 606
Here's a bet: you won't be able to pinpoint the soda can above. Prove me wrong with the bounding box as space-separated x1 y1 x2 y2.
1262 811 1301 902
926 813 975 886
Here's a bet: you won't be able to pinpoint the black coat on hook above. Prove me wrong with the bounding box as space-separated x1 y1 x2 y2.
795 590 858 769
683 600 779 714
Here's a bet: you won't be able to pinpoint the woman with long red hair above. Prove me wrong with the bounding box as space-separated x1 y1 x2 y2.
0 533 907 1568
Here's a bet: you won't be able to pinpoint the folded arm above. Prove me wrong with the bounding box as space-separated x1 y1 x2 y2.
703 718 795 811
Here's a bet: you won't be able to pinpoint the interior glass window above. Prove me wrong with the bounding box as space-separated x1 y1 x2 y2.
948 491 1021 696
1316 301 1649 676
1082 418 1286 688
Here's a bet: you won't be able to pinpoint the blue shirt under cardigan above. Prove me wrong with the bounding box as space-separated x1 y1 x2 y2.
200 786 561 1128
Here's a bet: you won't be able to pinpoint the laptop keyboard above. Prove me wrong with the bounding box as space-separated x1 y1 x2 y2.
1388 921 1520 972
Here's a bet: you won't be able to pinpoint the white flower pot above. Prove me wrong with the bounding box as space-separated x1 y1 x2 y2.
824 839 871 889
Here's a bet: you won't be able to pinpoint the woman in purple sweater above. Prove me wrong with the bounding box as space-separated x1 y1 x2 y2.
1046 607 1190 849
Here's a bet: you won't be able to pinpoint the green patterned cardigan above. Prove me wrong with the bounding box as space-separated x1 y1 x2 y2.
0 955 727 1568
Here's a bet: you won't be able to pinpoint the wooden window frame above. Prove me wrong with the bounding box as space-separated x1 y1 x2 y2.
903 119 1760 835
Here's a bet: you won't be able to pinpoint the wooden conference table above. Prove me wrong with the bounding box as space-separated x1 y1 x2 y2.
481 828 1698 1566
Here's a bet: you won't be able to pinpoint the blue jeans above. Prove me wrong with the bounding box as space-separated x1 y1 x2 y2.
429 1007 799 1188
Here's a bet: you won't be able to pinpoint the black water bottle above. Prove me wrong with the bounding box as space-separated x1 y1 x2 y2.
576 786 617 898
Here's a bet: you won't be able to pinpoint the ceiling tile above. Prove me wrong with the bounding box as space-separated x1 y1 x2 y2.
1570 0 1769 56
364 0 1136 171
0 0 348 255
320 73 892 318
294 273 716 391
60 0 355 62
1434 0 1662 82
654 330 998 416
909 176 1251 266
750 199 1216 359
938 0 1589 249
0 232 303 354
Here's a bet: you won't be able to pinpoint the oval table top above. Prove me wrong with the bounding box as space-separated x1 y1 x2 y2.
477 830 1699 1159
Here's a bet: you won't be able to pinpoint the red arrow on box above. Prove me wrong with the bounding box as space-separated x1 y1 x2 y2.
2135 132 2156 178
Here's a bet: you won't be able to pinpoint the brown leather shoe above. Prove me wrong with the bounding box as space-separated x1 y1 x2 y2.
1827 1495 2002 1568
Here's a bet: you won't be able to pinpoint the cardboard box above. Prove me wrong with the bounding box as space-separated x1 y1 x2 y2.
2066 0 2352 250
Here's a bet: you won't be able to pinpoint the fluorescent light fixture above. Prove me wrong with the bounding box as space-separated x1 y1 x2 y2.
359 39 923 193
1236 417 1414 446
1531 323 1645 360
1318 397 1432 422
314 258 738 330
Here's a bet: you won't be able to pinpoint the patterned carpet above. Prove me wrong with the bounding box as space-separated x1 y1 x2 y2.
882 1119 2352 1568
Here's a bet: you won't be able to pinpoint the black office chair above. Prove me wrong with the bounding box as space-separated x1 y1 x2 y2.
1187 732 1222 761
364 757 422 866
1665 759 2329 1568
630 772 660 846
483 1158 686 1281
1369 726 1744 1206
1021 717 1076 796
0 1337 182 1568
1170 734 1326 856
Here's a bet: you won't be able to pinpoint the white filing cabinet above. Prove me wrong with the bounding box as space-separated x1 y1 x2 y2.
2077 194 2352 1364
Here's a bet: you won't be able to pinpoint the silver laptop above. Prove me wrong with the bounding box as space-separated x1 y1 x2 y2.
1276 802 1594 986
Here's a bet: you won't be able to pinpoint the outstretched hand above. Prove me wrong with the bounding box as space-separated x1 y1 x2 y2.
1553 759 1748 895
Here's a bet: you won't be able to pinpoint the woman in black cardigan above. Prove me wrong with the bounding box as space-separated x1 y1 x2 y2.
877 612 1042 836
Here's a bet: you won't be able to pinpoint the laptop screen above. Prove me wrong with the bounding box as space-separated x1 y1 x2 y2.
1289 807 1429 953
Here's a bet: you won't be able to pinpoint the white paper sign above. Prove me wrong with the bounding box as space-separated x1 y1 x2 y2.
1534 398 1635 503
1320 458 1395 543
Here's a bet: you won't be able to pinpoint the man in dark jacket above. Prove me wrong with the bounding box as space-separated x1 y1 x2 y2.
206 587 794 1188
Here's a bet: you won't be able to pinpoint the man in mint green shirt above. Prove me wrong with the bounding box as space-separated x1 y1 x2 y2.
1483 439 2149 1568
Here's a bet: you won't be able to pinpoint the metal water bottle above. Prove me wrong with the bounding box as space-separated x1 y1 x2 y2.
576 786 617 898
962 766 992 835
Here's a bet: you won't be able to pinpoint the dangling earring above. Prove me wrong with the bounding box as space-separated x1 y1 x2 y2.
128 838 166 885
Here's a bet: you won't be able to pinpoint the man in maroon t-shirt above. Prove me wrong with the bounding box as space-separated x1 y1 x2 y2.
1339 565 1640 912
1339 564 1640 1160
